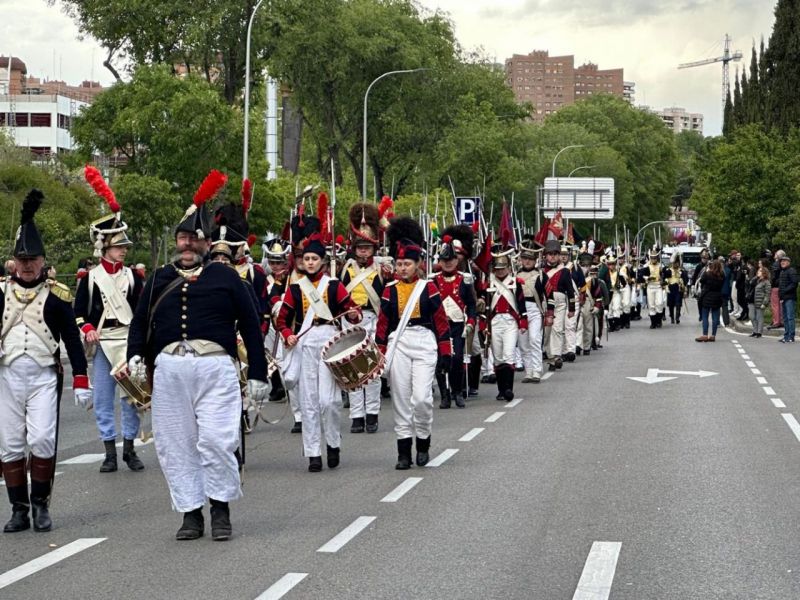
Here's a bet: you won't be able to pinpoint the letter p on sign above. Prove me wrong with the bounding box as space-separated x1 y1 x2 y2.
456 197 480 224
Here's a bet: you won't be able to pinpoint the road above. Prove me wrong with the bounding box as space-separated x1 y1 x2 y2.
2 319 800 600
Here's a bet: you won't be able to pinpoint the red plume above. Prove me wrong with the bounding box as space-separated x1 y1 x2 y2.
317 191 330 243
247 234 257 247
336 234 345 245
378 195 393 219
241 178 253 217
280 221 290 241
84 165 120 213
472 221 480 233
193 169 227 207
442 234 452 244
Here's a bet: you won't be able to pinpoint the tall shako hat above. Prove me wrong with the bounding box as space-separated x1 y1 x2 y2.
519 234 540 260
264 238 291 262
302 232 327 259
177 169 227 239
349 202 380 247
648 245 660 260
438 224 474 261
84 166 132 257
210 202 248 261
491 243 515 270
387 216 424 262
14 189 46 258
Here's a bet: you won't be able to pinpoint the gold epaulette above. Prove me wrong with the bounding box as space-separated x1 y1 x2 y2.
48 280 74 302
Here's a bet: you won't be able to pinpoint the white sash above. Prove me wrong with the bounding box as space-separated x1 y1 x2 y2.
344 261 381 313
282 275 331 390
384 279 427 374
91 266 134 328
490 275 518 313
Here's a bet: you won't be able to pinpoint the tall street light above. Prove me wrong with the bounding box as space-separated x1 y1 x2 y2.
551 144 585 178
242 0 267 181
362 68 428 201
567 165 597 177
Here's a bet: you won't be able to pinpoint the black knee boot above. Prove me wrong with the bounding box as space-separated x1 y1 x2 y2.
675 306 681 324
3 459 29 533
395 438 413 470
437 372 451 409
495 367 505 401
669 306 675 323
209 499 231 541
269 371 286 401
503 365 515 401
415 436 431 466
29 456 54 532
468 356 481 395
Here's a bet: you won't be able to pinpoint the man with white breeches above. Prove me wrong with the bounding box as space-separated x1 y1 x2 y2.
562 246 584 362
517 241 544 383
126 172 269 542
488 252 528 402
541 240 575 372
637 247 667 329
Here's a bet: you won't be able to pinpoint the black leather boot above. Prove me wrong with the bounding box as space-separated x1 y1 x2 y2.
415 436 431 466
437 373 451 409
210 499 231 541
395 438 413 470
365 413 379 433
380 378 391 399
176 507 204 540
468 356 481 394
308 456 323 472
291 420 302 434
3 459 29 533
454 389 465 408
326 445 340 469
30 456 54 532
122 439 145 472
99 440 117 473
504 367 515 401
495 367 505 401
269 371 286 401
350 417 365 433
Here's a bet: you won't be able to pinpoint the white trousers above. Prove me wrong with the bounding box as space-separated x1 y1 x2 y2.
491 314 518 366
298 324 341 456
622 286 632 314
579 299 595 350
389 326 436 440
647 284 665 315
266 327 301 422
547 292 568 358
348 311 381 418
609 290 623 319
152 353 242 512
0 356 57 462
565 307 578 353
519 301 543 376
481 346 494 376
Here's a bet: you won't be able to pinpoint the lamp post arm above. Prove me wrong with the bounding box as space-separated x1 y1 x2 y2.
242 0 266 181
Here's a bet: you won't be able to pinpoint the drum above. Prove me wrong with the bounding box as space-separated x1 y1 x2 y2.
321 326 385 391
111 360 151 412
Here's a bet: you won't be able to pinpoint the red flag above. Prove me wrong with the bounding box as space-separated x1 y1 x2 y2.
566 223 575 245
534 218 550 247
499 200 515 248
548 209 563 240
474 233 493 274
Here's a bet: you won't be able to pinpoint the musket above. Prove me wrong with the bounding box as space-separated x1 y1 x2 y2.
329 159 337 279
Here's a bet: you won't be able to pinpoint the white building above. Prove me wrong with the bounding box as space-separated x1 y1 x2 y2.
0 94 88 157
654 106 703 134
623 81 635 104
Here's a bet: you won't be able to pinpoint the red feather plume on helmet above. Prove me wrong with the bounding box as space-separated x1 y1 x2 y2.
84 165 121 213
241 178 253 217
193 170 228 207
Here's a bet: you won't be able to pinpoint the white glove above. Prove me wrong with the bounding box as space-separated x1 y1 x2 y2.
128 355 146 384
591 306 600 315
74 388 93 410
247 379 269 404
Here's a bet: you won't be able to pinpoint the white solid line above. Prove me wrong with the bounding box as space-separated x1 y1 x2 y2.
782 414 800 443
317 516 376 553
751 368 762 375
506 397 524 408
745 361 756 368
426 448 459 467
380 477 423 503
459 428 485 442
741 354 751 360
772 398 787 409
254 573 309 600
572 541 622 600
485 412 506 423
0 538 106 590
756 377 768 385
541 372 554 381
764 386 776 396
58 453 106 465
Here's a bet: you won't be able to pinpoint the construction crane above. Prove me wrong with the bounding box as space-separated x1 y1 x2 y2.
678 34 742 115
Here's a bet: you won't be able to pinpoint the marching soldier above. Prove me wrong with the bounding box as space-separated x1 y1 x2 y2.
0 190 91 533
665 252 689 324
376 217 451 470
488 248 527 401
541 240 575 371
341 203 387 432
276 233 361 472
581 261 606 355
432 225 477 408
563 246 584 362
127 171 269 541
638 247 667 329
517 240 545 383
575 252 599 355
75 166 144 473
606 255 627 331
263 239 291 406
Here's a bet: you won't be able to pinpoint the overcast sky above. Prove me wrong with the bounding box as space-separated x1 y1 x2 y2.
2 0 776 135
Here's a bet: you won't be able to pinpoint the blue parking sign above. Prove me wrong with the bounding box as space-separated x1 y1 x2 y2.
455 197 481 224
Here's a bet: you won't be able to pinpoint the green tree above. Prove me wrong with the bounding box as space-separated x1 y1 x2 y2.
764 0 800 133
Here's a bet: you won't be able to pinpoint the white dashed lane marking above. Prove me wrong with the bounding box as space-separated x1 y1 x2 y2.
782 414 800 443
380 478 423 503
485 412 506 423
772 398 787 409
0 538 106 590
505 397 524 408
426 449 459 467
756 377 768 385
317 517 376 553
572 541 622 600
764 387 776 396
254 573 309 600
459 428 485 442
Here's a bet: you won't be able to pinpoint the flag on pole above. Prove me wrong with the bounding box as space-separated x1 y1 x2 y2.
499 200 515 248
548 209 564 240
474 233 493 274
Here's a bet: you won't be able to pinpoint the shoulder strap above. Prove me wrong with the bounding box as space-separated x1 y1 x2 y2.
145 275 185 347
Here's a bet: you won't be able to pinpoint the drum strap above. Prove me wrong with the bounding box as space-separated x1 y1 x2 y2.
384 279 426 373
345 263 381 313
298 275 333 322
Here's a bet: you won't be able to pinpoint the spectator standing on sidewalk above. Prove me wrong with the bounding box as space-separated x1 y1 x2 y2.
770 250 785 329
751 267 771 338
721 256 733 326
696 259 724 342
778 255 798 343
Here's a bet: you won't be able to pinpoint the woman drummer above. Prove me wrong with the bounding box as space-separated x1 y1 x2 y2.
276 233 361 472
375 217 452 470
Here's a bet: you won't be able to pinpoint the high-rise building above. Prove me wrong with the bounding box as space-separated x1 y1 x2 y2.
623 81 636 104
505 50 625 122
650 106 704 134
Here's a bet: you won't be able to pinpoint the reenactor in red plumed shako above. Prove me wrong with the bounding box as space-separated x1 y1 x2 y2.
0 190 91 533
263 238 291 404
432 225 477 408
376 217 452 470
487 248 527 401
341 203 387 433
541 239 575 371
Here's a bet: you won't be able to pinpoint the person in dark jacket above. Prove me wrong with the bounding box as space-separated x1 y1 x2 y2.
751 266 771 338
778 255 798 343
770 250 785 328
696 259 724 342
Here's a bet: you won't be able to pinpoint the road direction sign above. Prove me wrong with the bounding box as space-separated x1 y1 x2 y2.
541 177 614 220
627 368 717 385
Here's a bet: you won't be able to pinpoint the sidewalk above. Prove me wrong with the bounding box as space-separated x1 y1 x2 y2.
727 316 784 338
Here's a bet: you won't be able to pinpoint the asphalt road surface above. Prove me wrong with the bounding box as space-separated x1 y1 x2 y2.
2 317 800 600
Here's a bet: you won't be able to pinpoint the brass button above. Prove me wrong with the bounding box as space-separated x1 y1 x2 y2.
182 305 187 310
181 315 187 320
181 324 187 329
182 333 188 339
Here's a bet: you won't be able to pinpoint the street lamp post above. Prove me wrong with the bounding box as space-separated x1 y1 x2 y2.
551 144 585 178
362 68 428 201
567 165 597 177
242 0 267 181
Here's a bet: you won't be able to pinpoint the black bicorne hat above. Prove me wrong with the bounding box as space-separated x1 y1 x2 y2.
14 189 46 258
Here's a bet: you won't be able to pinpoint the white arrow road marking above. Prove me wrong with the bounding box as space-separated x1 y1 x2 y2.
573 541 622 600
627 369 718 384
0 538 106 590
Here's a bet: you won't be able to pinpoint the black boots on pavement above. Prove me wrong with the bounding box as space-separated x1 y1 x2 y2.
100 439 144 472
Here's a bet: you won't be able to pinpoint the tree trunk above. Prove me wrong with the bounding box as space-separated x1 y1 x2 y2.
103 46 123 83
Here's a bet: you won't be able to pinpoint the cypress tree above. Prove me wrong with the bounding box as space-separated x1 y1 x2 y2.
748 44 761 124
732 70 743 129
758 37 768 121
723 88 734 137
765 0 800 133
739 69 749 126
